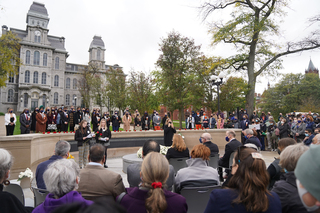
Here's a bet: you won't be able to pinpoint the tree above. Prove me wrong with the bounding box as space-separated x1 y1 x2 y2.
105 67 127 112
154 31 203 128
0 31 21 87
200 0 320 116
126 70 159 114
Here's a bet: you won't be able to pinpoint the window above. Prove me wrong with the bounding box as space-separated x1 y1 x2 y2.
33 71 38 84
41 72 46 85
34 35 40 43
65 94 70 106
54 92 58 104
26 50 30 64
8 72 14 83
55 57 59 70
24 93 28 107
73 78 77 89
97 49 101 60
43 53 47 66
66 78 70 89
25 70 30 83
7 89 14 102
73 95 77 106
54 75 59 87
34 51 40 65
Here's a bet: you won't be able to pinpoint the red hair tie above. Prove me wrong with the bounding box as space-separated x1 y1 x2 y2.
151 182 162 189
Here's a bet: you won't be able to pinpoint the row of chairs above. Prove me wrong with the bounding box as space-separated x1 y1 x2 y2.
3 184 49 207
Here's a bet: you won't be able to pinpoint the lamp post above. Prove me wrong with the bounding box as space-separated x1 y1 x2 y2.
74 96 77 107
210 74 224 114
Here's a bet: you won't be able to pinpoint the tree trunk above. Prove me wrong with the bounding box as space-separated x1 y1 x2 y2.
179 107 184 129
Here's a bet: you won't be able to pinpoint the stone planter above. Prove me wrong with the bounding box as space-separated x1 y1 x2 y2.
19 177 30 189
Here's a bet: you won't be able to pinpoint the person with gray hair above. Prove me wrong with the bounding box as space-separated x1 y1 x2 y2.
0 148 33 213
200 132 219 155
33 159 93 213
312 134 320 145
243 129 262 148
36 140 71 189
272 143 309 213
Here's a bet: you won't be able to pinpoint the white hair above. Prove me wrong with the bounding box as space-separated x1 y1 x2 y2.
0 149 13 182
202 133 212 141
313 134 320 145
245 129 253 135
280 143 309 171
55 141 71 157
43 159 80 197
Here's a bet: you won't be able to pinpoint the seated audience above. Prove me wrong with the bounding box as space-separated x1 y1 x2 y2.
200 132 219 155
118 152 188 213
303 128 315 146
243 129 262 148
219 130 242 168
174 144 219 193
295 145 320 212
36 140 70 189
78 144 125 200
127 140 175 191
267 138 296 190
272 143 309 213
0 148 33 213
204 146 282 213
33 159 93 213
312 133 320 145
166 134 190 160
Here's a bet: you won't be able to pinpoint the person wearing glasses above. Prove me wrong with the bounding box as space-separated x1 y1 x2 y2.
204 146 282 213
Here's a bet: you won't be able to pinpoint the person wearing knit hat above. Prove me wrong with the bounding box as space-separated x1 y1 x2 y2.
295 145 320 212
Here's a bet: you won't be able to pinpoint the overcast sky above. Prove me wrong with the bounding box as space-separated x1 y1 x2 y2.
1 0 320 94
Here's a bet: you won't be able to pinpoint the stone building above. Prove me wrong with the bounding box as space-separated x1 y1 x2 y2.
0 2 122 113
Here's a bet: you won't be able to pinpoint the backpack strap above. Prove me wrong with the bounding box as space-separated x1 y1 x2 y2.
116 192 127 204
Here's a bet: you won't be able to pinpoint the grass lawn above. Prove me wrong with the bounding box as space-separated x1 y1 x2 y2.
173 120 186 129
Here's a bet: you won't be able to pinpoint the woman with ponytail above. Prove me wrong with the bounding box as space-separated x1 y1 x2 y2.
204 146 282 213
118 152 187 213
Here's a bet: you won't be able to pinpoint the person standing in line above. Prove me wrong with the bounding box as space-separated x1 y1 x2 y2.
112 111 122 131
95 119 111 168
217 114 224 129
195 112 201 129
5 108 16 136
56 108 63 132
103 112 111 130
68 107 75 132
61 107 69 132
83 108 91 129
47 107 57 132
153 112 161 130
36 107 47 133
164 118 176 146
123 111 132 131
185 109 190 129
209 114 216 129
134 113 142 131
142 111 150 130
74 107 83 130
31 107 39 133
75 120 95 169
187 114 194 129
161 113 168 129
20 108 32 134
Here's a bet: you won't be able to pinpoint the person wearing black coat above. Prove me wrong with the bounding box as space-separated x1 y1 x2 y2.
218 131 242 168
31 107 39 132
161 113 168 129
74 107 83 127
102 112 111 129
141 111 150 130
95 119 112 168
200 132 219 155
278 118 290 139
111 111 122 131
92 112 101 132
165 134 190 160
243 129 262 148
61 108 70 132
20 108 32 134
75 120 94 168
164 118 176 146
134 113 142 130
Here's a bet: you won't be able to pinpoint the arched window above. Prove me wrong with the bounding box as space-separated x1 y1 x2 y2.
65 94 70 106
66 78 70 89
24 93 28 107
54 75 59 87
33 71 38 84
55 57 59 70
34 35 40 43
41 72 46 85
73 78 77 89
97 49 101 60
26 50 30 64
8 72 14 83
25 70 30 83
43 53 47 66
34 51 40 65
54 92 58 104
7 89 14 102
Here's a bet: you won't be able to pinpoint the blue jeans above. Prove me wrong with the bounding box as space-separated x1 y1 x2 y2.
113 126 119 131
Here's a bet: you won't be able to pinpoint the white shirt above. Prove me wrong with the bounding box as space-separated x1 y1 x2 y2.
87 162 103 167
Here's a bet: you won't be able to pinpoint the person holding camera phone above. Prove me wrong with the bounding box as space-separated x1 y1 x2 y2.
164 118 176 146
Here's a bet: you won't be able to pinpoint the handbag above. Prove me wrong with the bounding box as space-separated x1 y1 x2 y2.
47 124 57 130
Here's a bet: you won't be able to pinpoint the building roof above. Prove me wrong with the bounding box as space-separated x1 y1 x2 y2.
28 2 48 16
89 35 105 50
308 59 316 71
48 36 66 51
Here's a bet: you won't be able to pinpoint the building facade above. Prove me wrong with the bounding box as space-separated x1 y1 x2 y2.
1 2 121 113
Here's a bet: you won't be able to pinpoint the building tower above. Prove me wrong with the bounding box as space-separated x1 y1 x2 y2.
88 35 106 70
305 59 319 76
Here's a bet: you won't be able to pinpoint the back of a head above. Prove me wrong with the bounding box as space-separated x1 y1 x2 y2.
0 148 13 183
142 140 160 157
226 130 236 138
280 143 309 172
141 152 169 213
44 159 80 198
172 134 186 152
190 144 210 161
278 138 296 151
89 144 105 163
229 147 269 212
55 141 71 157
245 129 253 135
202 133 212 141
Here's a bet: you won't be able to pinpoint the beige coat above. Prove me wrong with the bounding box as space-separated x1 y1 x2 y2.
123 115 132 131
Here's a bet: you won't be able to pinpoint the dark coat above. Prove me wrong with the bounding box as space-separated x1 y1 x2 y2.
244 136 262 148
0 184 32 213
165 147 190 160
134 117 142 127
278 122 290 139
203 141 219 155
164 125 176 146
20 113 32 133
31 111 37 131
75 128 91 147
111 115 122 127
272 172 308 213
92 115 101 131
95 128 112 146
74 111 83 125
219 139 242 168
240 119 249 130
141 115 150 130
36 155 63 189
